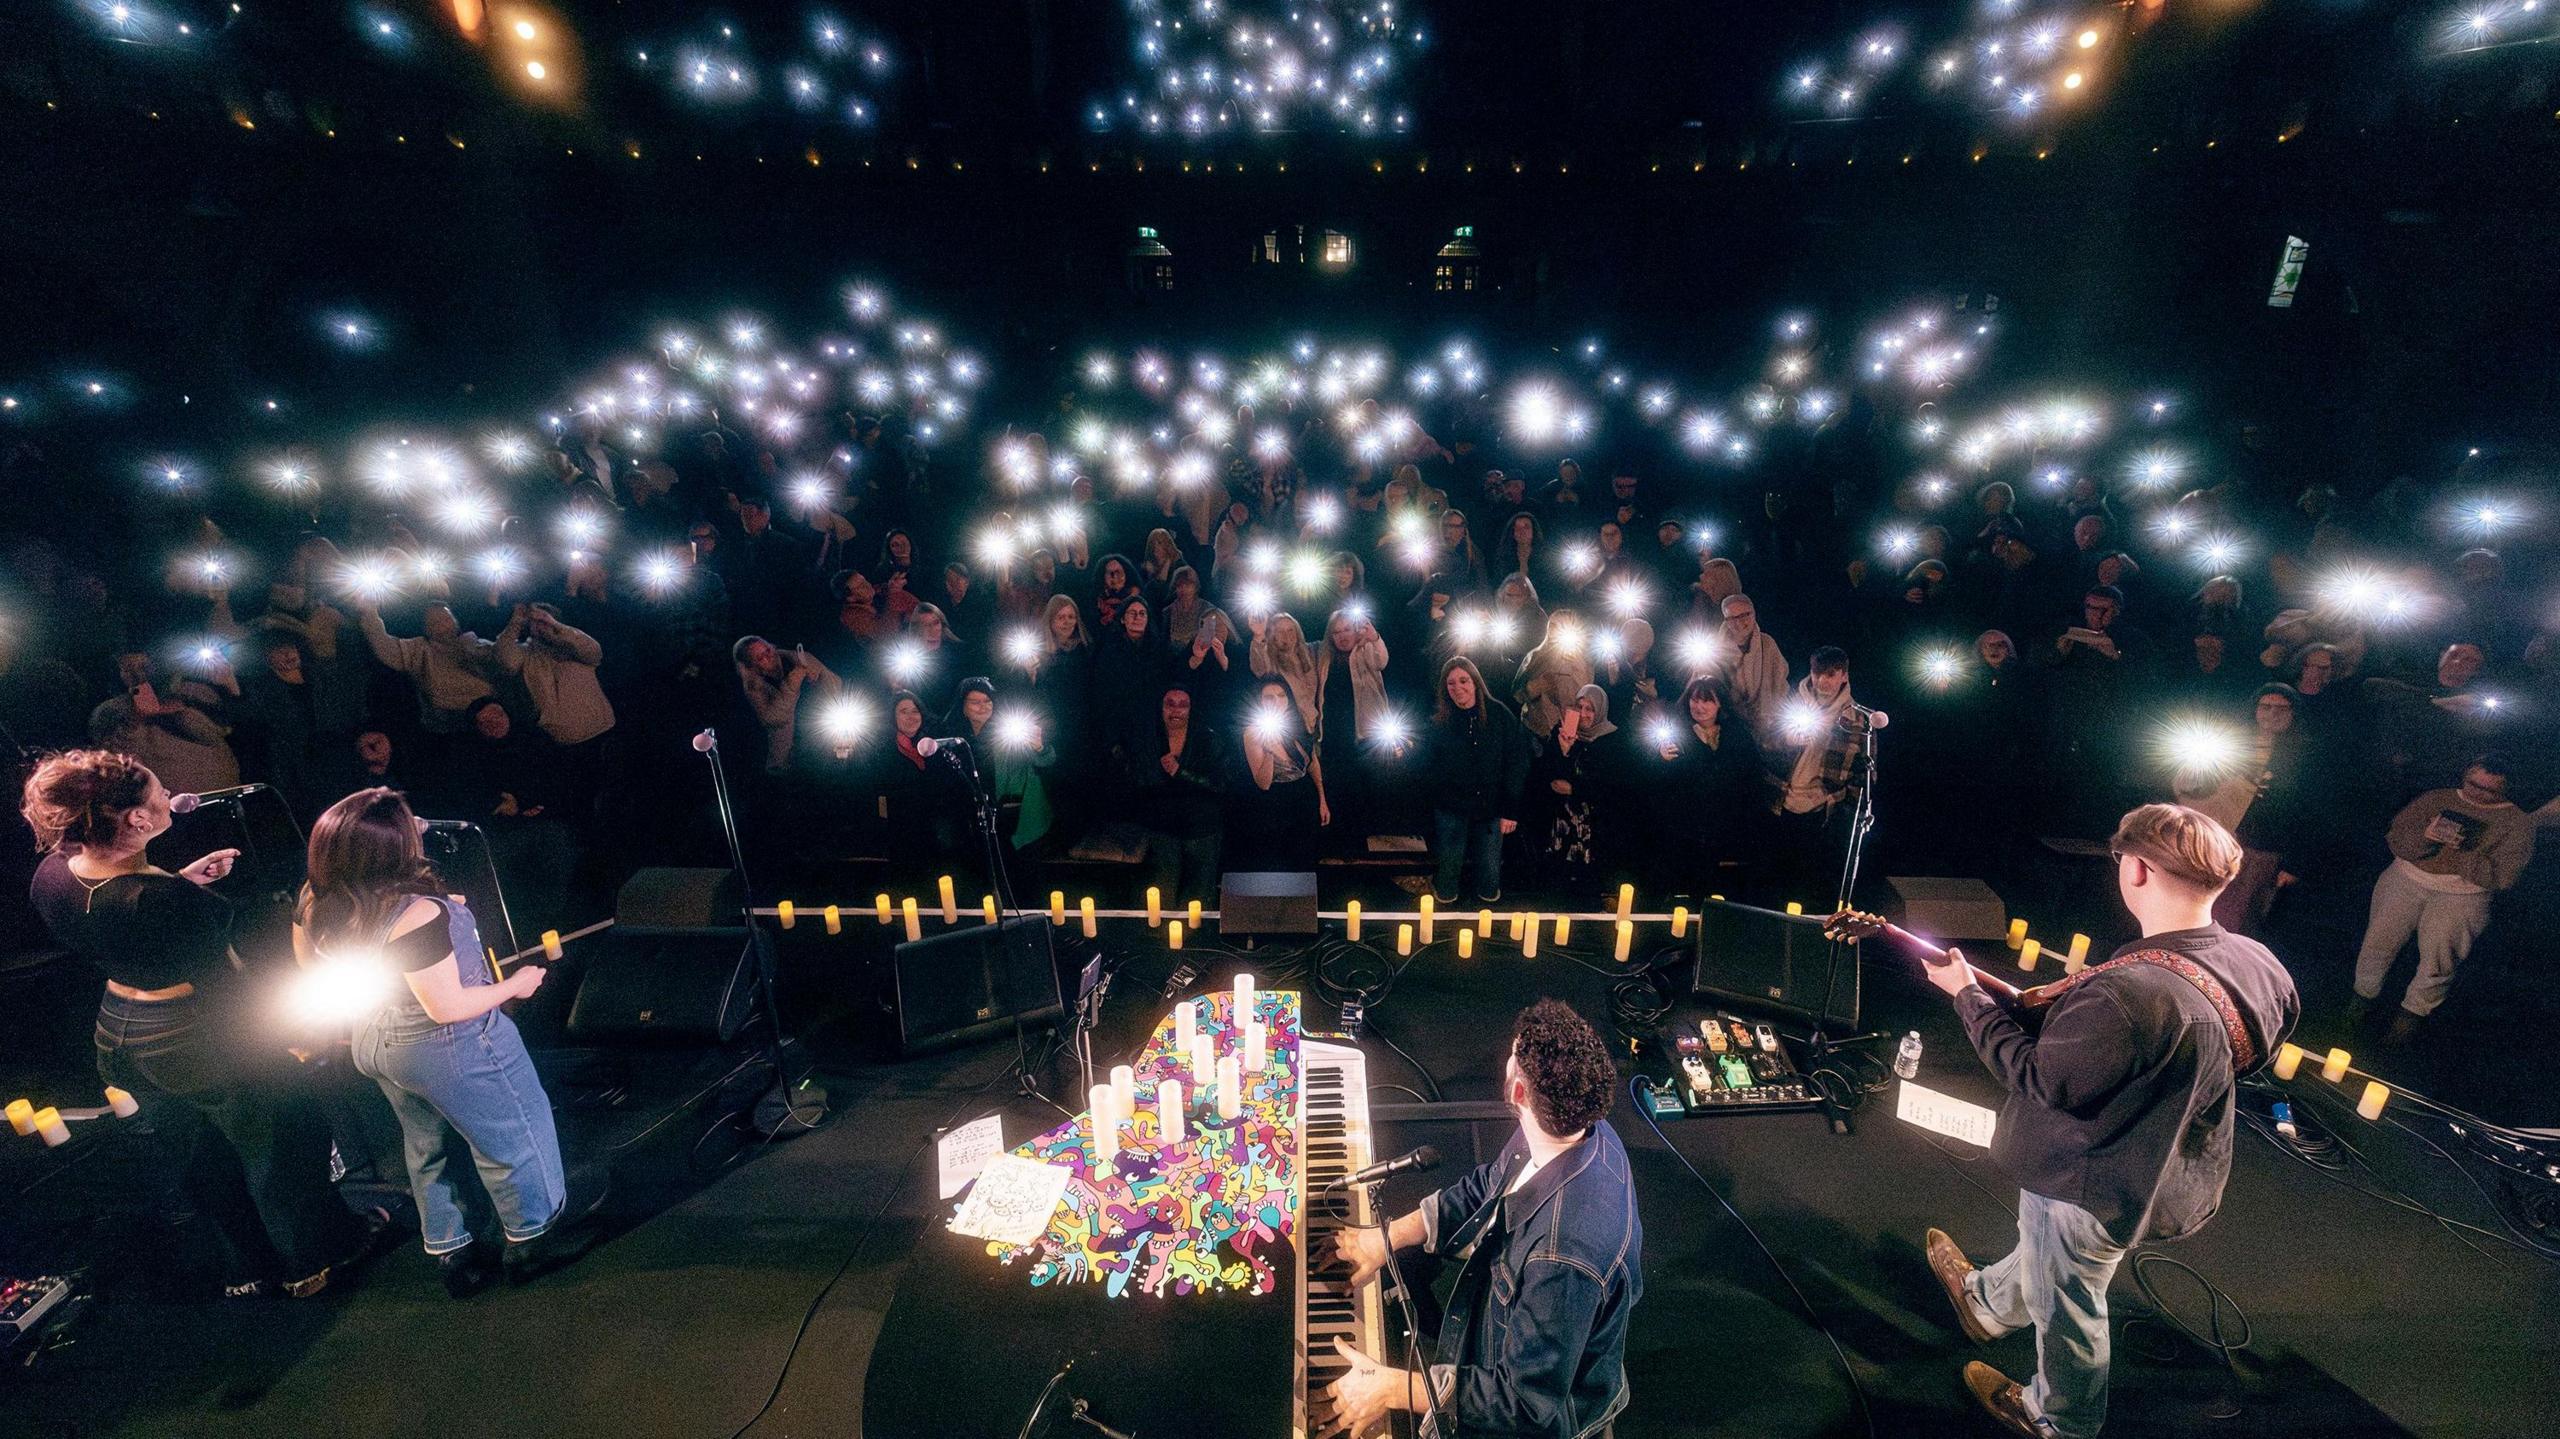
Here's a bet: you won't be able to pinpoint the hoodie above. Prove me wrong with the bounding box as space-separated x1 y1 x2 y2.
1957 923 2300 1244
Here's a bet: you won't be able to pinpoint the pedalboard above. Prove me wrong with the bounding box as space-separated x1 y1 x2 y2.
1669 1013 1819 1115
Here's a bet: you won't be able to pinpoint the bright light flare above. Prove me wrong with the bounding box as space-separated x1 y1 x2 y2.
2155 718 2247 780
817 696 873 747
1915 647 1963 691
885 640 929 681
1673 628 1722 672
286 951 394 1026
994 711 1038 750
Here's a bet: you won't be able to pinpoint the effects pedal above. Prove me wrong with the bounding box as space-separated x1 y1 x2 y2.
2 1275 72 1347
1674 1012 1819 1115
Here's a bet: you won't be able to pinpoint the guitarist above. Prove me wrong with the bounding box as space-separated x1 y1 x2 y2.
1918 804 2298 1439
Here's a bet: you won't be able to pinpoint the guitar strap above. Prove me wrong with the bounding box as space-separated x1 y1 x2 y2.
2037 948 2259 1073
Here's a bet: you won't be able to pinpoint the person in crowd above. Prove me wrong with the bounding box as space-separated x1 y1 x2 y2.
295 789 602 1295
1771 647 1878 904
1314 607 1392 843
718 493 808 637
1643 676 1768 895
1513 610 1595 738
355 600 499 737
1089 554 1141 632
493 603 613 804
1528 684 1629 891
2037 585 2151 833
353 729 406 789
2349 754 2536 1042
1432 509 1490 595
1248 611 1323 733
733 635 841 775
1139 528 1185 601
1093 595 1172 763
23 750 383 1300
233 630 327 817
1595 617 1663 732
945 677 1057 856
1920 804 2296 1439
1234 677 1329 870
1494 511 1544 583
1129 683 1228 905
1715 595 1790 747
1158 565 1218 653
936 561 996 646
878 688 971 861
1327 998 1643 1437
1420 656 1531 905
2171 685 2307 933
900 602 968 715
90 649 242 797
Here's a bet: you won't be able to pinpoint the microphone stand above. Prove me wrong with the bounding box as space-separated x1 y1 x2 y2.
939 735 1066 1106
696 729 828 1137
1344 1175 1440 1438
1805 714 1880 1071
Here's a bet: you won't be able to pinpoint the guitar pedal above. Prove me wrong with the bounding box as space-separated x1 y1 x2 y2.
1717 1054 1754 1090
1726 1020 1754 1052
1753 1022 1779 1054
1700 1019 1728 1053
1680 1055 1714 1104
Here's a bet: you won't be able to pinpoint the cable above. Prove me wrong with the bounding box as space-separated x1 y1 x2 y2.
1626 1076 1878 1439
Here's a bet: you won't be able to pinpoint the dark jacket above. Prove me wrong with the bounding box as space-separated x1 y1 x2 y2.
1419 1122 1644 1438
1422 696 1532 823
1957 924 2299 1244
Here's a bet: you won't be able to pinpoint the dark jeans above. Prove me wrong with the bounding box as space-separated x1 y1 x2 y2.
1772 802 1854 911
1142 829 1223 908
95 990 359 1286
1431 811 1503 902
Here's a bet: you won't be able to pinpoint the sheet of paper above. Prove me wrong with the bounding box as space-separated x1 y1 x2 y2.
936 1113 1005 1200
1896 1080 1999 1148
948 1153 1072 1245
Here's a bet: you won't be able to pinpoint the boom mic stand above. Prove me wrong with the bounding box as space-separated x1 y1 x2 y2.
1805 713 1880 1064
694 728 828 1137
932 735 1067 1106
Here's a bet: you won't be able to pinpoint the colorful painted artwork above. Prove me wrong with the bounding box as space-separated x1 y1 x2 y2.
979 989 1301 1297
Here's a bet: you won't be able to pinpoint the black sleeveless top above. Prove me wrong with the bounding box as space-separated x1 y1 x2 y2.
29 850 235 991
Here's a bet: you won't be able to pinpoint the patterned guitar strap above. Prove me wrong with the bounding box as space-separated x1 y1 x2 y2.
2037 949 2259 1073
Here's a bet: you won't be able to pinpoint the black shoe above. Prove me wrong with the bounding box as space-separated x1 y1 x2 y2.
2383 1009 2425 1047
505 1174 612 1285
1478 890 1502 905
2341 993 2377 1032
438 1244 501 1299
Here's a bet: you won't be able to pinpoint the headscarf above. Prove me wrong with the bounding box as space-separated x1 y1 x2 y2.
1574 683 1619 740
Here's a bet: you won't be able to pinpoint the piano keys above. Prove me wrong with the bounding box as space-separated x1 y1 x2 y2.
1297 1036 1389 1439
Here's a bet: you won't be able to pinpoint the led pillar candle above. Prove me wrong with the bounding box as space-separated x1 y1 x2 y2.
1509 911 1526 942
1174 1000 1196 1055
824 904 842 935
2067 933 2091 968
938 874 958 924
2273 1042 2305 1080
983 895 999 926
1168 920 1185 951
34 1107 67 1147
2321 1047 2352 1083
1190 1035 1214 1083
542 929 564 961
1786 901 1803 916
1553 915 1571 946
2358 1081 2391 1121
1244 1020 1266 1072
1051 890 1066 925
104 1086 138 1118
1147 886 1163 927
1344 900 1361 941
1477 908 1494 937
1417 894 1435 943
777 900 796 929
1081 897 1098 938
1617 883 1635 922
6 1099 33 1136
902 897 922 943
875 892 893 924
2018 939 2041 971
1111 1064 1136 1117
1096 1116 1120 1168
1455 929 1474 958
1615 920 1634 963
1188 899 1203 930
1671 906 1690 939
1236 973 1256 1024
1522 916 1540 959
1159 1081 1185 1143
1396 923 1413 957
1090 1082 1118 1136
1217 1056 1242 1119
2006 917 2028 949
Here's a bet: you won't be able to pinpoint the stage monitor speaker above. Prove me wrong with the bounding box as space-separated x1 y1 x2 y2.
894 915 1067 1057
1690 899 1859 1031
1218 871 1318 936
562 869 756 1044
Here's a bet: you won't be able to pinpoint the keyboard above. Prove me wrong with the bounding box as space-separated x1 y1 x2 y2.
1296 1036 1389 1438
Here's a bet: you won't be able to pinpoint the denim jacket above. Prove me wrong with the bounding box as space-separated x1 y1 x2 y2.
1416 1121 1643 1438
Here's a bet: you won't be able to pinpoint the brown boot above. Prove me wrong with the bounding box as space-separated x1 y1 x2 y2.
1926 1227 2004 1345
1963 1360 2043 1438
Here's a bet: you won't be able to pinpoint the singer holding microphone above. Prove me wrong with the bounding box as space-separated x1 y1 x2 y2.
1326 999 1643 1438
23 750 379 1300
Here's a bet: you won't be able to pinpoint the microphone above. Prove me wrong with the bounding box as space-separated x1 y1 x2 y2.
420 818 479 832
912 735 973 758
1334 1144 1442 1188
168 783 269 815
691 729 718 754
1851 704 1891 731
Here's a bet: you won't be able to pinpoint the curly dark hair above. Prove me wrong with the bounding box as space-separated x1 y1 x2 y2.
1511 998 1616 1137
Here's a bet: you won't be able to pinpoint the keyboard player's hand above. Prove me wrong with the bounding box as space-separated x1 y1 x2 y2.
1330 1226 1390 1289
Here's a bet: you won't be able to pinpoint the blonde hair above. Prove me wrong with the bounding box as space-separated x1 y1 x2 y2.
2111 803 2242 893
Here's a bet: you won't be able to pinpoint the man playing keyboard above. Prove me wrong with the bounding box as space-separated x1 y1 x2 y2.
1328 999 1643 1438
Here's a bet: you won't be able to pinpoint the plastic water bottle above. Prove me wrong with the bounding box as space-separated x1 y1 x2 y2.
1894 1031 1924 1081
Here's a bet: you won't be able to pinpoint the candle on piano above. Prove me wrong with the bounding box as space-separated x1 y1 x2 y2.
1244 1019 1266 1073
1614 920 1634 963
876 892 893 924
1396 923 1413 957
1111 1064 1136 1118
1344 900 1361 941
938 874 957 924
1174 999 1196 1055
1159 1081 1185 1143
2018 938 2041 971
1217 1055 1242 1119
1522 914 1540 959
1191 1035 1214 1084
901 897 922 943
1090 1081 1118 1135
1080 896 1098 938
1554 914 1571 946
1236 972 1256 1024
104 1086 138 1118
1051 890 1066 925
1455 928 1474 959
34 1107 67 1147
2006 917 2028 950
1417 894 1435 943
1096 1119 1120 1167
1188 899 1203 930
1146 886 1163 927
1616 882 1635 922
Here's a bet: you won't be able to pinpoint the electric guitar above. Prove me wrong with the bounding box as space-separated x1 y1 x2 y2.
1821 910 2057 1013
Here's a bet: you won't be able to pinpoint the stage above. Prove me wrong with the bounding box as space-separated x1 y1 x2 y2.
4 870 2555 1439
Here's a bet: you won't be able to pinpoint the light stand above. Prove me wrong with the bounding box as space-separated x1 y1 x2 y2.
693 729 828 1137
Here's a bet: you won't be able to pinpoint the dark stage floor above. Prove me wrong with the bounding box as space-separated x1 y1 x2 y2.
5 866 2557 1439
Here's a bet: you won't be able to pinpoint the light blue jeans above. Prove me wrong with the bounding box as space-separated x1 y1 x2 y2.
355 1008 566 1255
1963 1190 2128 1439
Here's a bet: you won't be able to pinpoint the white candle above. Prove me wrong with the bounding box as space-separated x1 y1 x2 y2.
104 1086 138 1118
1096 1120 1120 1168
1244 1020 1267 1073
1110 1064 1136 1117
1217 1055 1242 1119
34 1107 68 1147
1173 999 1196 1055
1235 972 1256 1025
1159 1080 1185 1142
1090 1082 1119 1137
1190 1035 1214 1083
